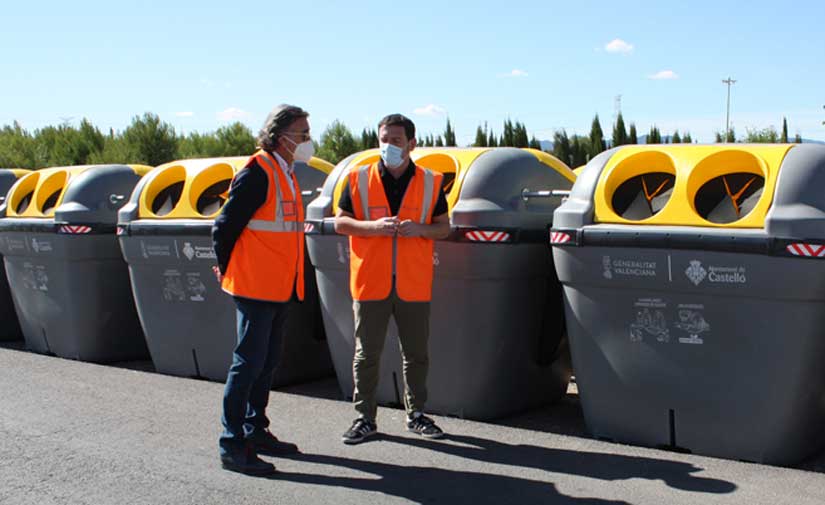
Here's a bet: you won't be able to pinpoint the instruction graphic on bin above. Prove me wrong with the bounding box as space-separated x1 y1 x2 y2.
551 143 825 464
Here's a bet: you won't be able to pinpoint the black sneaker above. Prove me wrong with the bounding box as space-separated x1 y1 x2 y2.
406 413 444 439
220 445 276 476
248 429 299 456
342 418 377 445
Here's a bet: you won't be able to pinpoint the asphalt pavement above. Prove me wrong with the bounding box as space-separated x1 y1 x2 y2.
1 341 824 505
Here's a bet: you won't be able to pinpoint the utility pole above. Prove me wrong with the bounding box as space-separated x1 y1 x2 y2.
722 78 736 142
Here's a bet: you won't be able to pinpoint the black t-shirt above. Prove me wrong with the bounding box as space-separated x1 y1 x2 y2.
337 160 448 217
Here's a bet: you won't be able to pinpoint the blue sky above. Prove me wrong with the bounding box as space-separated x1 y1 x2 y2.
2 0 823 144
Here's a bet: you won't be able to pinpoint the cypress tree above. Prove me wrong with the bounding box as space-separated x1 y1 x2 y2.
612 112 628 147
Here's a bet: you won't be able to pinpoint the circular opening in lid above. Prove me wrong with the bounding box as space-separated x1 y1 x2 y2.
35 170 68 216
196 179 231 216
694 173 765 223
152 181 184 216
611 172 675 220
9 172 39 215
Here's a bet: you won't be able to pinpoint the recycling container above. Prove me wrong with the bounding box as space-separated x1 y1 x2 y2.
0 164 151 361
0 169 30 340
306 147 576 420
551 143 825 464
118 155 334 386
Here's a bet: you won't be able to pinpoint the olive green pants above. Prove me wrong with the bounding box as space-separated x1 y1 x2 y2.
352 289 430 421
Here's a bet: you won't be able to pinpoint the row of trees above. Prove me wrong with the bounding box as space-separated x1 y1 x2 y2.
0 114 256 169
0 113 811 170
718 118 803 144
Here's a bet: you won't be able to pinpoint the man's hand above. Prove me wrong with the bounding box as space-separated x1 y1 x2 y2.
212 265 224 284
373 217 399 236
397 219 421 237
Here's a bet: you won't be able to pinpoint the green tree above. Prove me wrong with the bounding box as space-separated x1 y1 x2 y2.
715 131 724 143
672 131 682 144
781 117 789 143
444 118 457 147
487 129 497 147
0 121 38 168
214 122 255 155
121 113 178 166
794 133 803 143
474 124 487 147
178 131 220 158
553 130 572 167
628 123 638 144
88 134 139 165
501 119 515 147
744 126 780 143
612 112 628 147
725 126 736 143
683 132 693 143
361 128 375 150
434 135 444 147
589 114 606 157
513 121 530 147
647 125 661 144
570 135 591 167
316 120 359 164
528 136 541 150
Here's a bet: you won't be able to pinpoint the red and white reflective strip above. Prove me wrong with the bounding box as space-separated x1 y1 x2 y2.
465 230 510 243
303 222 315 233
59 225 92 234
550 231 572 244
786 243 825 258
116 226 126 236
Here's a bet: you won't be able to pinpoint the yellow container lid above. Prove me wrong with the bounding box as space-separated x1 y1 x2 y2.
137 155 332 219
593 144 795 228
6 164 150 218
331 147 573 214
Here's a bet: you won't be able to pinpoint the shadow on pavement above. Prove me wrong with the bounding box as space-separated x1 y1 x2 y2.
278 452 631 505
366 433 738 495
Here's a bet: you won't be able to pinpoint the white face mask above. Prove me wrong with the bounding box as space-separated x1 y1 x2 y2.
380 142 405 169
283 136 315 163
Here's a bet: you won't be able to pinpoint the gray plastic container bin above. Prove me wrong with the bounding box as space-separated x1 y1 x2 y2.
0 169 29 340
306 147 575 420
117 156 333 386
0 165 150 361
551 143 825 464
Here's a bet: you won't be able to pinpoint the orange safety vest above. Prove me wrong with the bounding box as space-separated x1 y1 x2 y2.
349 162 442 302
222 150 304 302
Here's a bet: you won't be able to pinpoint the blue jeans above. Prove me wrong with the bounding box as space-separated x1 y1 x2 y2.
219 296 290 455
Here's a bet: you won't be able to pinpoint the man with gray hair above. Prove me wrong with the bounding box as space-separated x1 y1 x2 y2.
212 104 313 476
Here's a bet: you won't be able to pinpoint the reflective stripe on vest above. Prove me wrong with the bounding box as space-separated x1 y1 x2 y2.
221 150 305 302
348 163 441 302
249 152 303 232
355 165 435 224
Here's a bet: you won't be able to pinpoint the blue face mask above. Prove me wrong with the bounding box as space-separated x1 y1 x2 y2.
380 142 405 169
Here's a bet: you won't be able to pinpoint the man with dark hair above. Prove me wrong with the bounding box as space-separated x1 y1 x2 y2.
335 113 450 444
212 104 312 475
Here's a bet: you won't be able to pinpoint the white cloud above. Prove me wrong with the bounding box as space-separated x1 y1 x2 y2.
175 111 194 118
605 38 634 54
413 104 447 117
648 70 679 80
499 69 528 78
217 107 251 121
